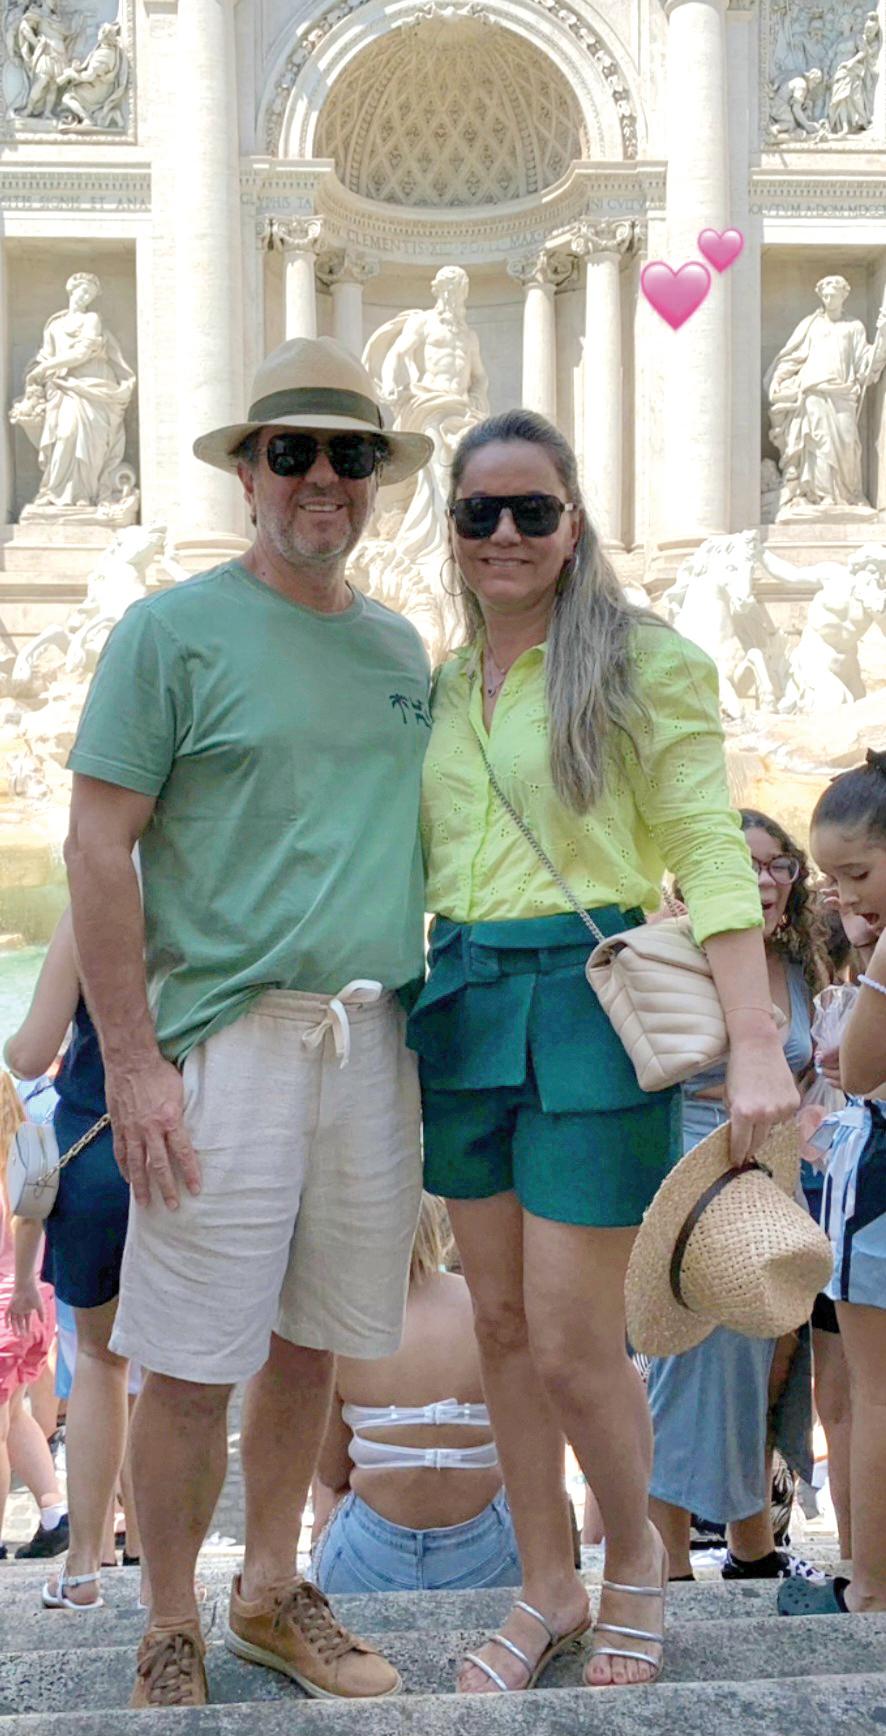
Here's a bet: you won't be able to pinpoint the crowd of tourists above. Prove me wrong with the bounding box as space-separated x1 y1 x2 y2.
0 334 883 1709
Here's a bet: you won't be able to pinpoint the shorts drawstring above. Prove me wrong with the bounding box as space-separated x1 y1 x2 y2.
301 980 384 1069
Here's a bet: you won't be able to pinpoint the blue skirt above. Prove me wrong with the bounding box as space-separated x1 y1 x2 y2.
41 1108 130 1310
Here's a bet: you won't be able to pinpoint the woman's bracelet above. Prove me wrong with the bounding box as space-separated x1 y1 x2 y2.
858 973 886 1000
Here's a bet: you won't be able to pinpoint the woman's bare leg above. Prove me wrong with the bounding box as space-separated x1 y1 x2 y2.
582 1484 604 1546
45 1299 129 1606
813 1327 852 1559
0 1401 11 1537
26 1361 58 1440
7 1387 63 1516
649 1497 692 1578
836 1302 886 1611
522 1216 665 1687
447 1194 587 1694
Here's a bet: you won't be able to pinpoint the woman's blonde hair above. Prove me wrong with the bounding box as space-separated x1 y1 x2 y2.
0 1072 24 1217
448 409 663 811
410 1192 455 1286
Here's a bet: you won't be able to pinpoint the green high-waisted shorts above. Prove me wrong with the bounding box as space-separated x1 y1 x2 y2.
406 910 682 1229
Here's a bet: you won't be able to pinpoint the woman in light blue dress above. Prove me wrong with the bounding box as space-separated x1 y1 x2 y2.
647 810 829 1583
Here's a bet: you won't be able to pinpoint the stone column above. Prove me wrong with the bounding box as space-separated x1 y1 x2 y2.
568 221 635 545
0 232 10 524
316 250 380 356
508 251 573 421
266 219 324 341
660 0 731 541
175 0 245 537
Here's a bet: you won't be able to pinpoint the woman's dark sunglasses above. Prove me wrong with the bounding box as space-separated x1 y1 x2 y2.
451 493 575 540
265 432 388 481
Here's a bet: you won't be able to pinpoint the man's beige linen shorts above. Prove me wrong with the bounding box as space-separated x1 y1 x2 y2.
110 989 422 1383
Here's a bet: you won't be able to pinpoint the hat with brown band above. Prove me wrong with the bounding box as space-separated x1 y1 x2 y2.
193 336 434 487
625 1120 834 1358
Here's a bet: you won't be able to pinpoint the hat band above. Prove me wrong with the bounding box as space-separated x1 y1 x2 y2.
669 1158 771 1310
247 387 384 430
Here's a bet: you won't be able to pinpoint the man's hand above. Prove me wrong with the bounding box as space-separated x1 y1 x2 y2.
105 1054 200 1210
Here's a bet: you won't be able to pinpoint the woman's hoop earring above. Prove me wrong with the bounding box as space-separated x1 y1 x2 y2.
440 553 466 599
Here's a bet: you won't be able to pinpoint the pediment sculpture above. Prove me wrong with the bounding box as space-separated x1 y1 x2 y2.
767 2 881 140
5 0 129 129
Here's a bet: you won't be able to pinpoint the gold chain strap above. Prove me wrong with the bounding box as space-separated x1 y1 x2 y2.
46 1113 112 1185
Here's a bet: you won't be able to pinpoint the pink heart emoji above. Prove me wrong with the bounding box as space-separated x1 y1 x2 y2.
697 227 744 273
640 261 711 330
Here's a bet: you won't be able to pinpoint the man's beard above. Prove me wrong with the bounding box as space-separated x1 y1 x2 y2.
262 504 363 569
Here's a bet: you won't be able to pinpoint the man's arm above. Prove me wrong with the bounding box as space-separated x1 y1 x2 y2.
65 772 199 1210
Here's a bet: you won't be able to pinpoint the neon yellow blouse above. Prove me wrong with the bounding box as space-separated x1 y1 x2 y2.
421 620 762 946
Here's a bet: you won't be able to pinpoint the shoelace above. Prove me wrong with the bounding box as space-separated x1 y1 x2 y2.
273 1580 356 1663
137 1631 203 1706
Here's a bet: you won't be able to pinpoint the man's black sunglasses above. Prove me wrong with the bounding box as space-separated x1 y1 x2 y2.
265 431 389 481
450 493 575 539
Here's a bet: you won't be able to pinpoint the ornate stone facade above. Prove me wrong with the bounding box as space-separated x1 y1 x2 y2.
0 0 882 640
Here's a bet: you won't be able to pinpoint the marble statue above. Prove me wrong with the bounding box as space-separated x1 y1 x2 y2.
8 0 129 128
829 12 882 131
56 22 128 128
764 275 886 518
5 525 187 803
661 531 790 719
346 511 449 665
10 272 137 522
10 0 71 117
12 524 178 688
768 3 882 139
757 542 886 710
769 68 827 137
362 266 489 640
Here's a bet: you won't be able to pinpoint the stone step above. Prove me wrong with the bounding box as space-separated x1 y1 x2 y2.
0 1575 842 1646
0 1613 882 1713
0 1674 883 1736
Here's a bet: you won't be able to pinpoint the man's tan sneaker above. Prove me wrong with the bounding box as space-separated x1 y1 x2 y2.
130 1619 209 1708
224 1573 402 1698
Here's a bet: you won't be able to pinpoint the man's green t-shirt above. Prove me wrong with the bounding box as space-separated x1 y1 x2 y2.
68 561 431 1062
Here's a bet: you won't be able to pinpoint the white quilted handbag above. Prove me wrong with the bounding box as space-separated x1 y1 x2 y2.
586 916 733 1092
8 1114 110 1220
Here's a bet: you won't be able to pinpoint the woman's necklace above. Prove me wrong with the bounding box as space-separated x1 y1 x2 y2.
483 645 511 698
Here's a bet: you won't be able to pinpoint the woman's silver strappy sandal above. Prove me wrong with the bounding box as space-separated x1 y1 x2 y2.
585 1549 667 1684
462 1598 591 1693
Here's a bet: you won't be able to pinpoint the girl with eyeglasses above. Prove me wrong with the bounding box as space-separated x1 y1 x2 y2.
647 809 831 1588
405 411 798 1694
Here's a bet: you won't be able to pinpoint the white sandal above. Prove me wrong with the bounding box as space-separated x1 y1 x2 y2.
42 1569 104 1611
462 1598 591 1693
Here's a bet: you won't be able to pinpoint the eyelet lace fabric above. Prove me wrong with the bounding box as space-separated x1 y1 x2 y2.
421 623 763 943
135 1628 205 1707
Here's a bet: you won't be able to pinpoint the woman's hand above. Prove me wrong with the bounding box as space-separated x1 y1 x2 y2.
724 1031 800 1166
815 1041 843 1089
840 911 881 962
6 1280 43 1339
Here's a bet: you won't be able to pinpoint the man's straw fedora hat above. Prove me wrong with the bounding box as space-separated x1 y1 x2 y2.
625 1121 833 1358
193 336 434 487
